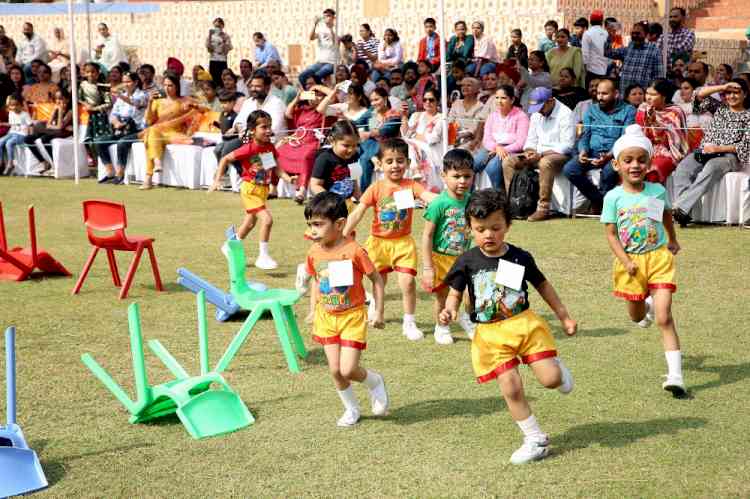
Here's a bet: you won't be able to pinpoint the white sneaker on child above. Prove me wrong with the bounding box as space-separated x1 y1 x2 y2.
458 313 476 340
555 358 574 395
402 320 424 341
662 374 686 397
510 436 550 464
433 325 454 345
367 371 389 416
254 254 278 270
336 408 361 427
637 296 654 328
295 263 310 294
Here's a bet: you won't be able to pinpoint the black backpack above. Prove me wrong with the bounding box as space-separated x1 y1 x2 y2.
508 168 539 219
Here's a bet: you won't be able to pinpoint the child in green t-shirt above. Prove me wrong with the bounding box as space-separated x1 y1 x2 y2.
421 149 476 344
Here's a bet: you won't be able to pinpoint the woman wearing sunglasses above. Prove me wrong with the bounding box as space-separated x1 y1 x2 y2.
401 87 444 191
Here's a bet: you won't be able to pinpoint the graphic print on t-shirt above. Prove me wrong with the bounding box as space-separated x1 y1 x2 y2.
441 206 470 255
243 155 270 184
616 205 660 253
377 195 409 233
316 265 352 312
472 269 527 322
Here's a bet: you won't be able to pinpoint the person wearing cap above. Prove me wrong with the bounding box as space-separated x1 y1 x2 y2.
563 78 635 214
605 22 663 95
502 87 575 222
582 10 609 86
206 17 233 87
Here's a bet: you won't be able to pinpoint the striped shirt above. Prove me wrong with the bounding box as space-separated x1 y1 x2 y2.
356 36 379 63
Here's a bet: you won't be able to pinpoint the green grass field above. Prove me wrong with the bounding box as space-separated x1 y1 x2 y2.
1 177 748 498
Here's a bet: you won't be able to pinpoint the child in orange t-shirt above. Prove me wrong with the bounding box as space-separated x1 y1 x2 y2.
304 191 387 427
344 138 437 341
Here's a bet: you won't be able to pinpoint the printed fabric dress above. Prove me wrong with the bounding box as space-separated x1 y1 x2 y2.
276 104 324 189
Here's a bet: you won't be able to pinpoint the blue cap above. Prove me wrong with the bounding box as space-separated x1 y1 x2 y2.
528 87 553 114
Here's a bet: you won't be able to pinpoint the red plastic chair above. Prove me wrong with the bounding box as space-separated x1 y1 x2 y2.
71 200 164 299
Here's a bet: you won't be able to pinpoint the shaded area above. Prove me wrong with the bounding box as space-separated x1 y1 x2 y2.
683 355 750 394
387 396 532 426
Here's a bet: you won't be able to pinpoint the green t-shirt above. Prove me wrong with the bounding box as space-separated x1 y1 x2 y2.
600 182 670 254
423 191 471 256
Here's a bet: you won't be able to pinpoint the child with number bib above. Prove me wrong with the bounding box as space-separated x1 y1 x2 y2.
440 189 577 464
304 192 388 427
601 124 685 397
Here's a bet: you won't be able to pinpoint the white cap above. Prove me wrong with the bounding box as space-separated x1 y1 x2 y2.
612 124 654 160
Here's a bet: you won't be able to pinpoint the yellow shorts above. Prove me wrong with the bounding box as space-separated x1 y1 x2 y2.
312 305 367 350
423 252 457 293
472 309 557 383
613 246 676 301
240 181 269 214
365 235 418 276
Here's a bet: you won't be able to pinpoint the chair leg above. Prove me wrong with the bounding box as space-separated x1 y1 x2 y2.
72 247 100 295
119 244 144 300
270 303 301 374
106 249 121 287
214 306 266 373
145 243 164 291
283 305 308 359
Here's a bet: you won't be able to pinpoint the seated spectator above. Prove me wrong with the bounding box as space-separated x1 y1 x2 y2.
504 87 573 221
374 77 401 108
166 57 191 97
80 62 112 172
138 64 160 95
448 77 486 151
107 64 125 97
473 84 529 190
506 29 528 69
2 65 25 107
573 77 600 129
22 62 58 115
447 21 474 66
206 17 233 85
355 23 379 67
625 84 645 107
220 69 245 111
47 27 69 83
335 64 351 85
467 21 498 77
400 87 445 191
571 17 588 47
270 70 297 105
253 32 282 68
636 78 689 183
418 18 441 69
200 80 222 112
712 63 733 86
277 86 327 203
519 50 552 110
16 23 48 81
563 78 635 213
553 67 589 111
539 20 558 52
414 59 438 111
671 57 688 83
317 82 371 129
479 71 499 104
547 29 585 88
372 29 403 83
0 25 17 69
673 77 710 149
58 65 72 95
93 23 127 71
23 89 72 174
359 87 402 192
339 34 356 67
391 62 417 105
97 71 148 183
0 94 32 175
236 59 253 97
190 65 208 98
212 90 239 162
299 9 338 87
447 59 466 102
672 79 750 226
350 61 376 95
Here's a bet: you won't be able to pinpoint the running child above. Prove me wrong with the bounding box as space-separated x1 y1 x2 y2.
439 189 577 464
345 138 438 341
210 109 295 270
421 149 476 344
304 192 388 427
601 124 685 397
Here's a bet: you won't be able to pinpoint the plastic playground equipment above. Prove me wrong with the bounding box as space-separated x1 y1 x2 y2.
81 291 254 439
0 202 70 282
0 327 49 498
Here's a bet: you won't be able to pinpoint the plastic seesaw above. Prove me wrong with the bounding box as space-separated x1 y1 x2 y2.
81 291 254 439
0 326 49 498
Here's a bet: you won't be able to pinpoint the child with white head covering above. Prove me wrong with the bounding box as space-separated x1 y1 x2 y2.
601 124 686 397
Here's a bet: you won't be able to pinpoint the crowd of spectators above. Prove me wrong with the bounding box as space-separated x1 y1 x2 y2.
1 9 749 225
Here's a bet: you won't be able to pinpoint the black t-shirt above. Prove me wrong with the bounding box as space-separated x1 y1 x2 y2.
311 147 361 190
445 244 546 323
219 110 238 137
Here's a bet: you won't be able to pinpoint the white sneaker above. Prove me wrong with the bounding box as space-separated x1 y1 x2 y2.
662 374 686 397
637 296 654 328
458 313 476 340
366 291 376 321
295 263 310 294
336 408 361 427
368 372 389 416
510 436 550 464
3 164 15 176
254 254 278 270
433 325 454 345
555 358 574 395
402 320 424 341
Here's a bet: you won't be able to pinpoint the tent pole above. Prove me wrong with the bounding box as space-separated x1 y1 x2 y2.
68 0 80 185
438 0 449 155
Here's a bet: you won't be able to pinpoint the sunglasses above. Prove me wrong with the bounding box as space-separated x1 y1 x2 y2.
423 97 437 102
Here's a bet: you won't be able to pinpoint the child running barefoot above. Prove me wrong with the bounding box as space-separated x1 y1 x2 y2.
304 192 388 427
439 189 577 464
345 138 438 341
421 149 476 344
210 110 295 270
601 125 685 397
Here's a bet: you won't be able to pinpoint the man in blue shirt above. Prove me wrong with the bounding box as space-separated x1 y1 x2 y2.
253 32 282 68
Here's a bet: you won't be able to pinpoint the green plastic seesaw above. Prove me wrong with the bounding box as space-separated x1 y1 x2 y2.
81 291 254 439
214 238 308 374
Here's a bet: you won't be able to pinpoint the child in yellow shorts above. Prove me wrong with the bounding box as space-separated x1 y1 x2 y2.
439 189 577 464
421 149 476 344
304 191 388 427
601 125 685 397
209 110 295 270
345 138 437 341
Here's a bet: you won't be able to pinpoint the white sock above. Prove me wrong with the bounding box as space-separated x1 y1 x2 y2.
516 414 545 440
362 369 381 389
434 324 450 335
258 241 270 257
665 350 682 378
336 386 360 411
403 313 416 324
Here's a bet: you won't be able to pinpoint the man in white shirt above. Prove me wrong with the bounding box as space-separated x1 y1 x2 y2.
298 9 338 87
16 23 48 80
93 23 127 71
582 10 609 86
502 87 575 222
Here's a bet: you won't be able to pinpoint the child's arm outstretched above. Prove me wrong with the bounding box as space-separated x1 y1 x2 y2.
438 288 463 325
604 223 637 276
343 202 368 237
366 270 385 328
421 220 437 291
418 190 438 205
535 280 577 336
209 151 236 192
663 210 680 255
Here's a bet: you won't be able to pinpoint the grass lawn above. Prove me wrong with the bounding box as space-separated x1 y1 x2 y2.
1 176 749 498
